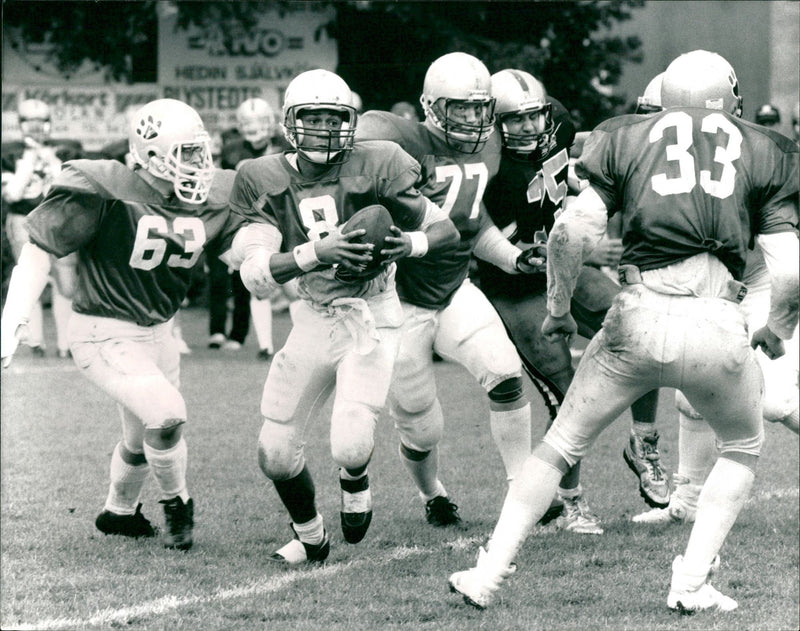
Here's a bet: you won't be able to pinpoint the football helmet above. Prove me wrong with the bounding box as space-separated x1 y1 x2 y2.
755 103 780 126
491 69 555 161
236 98 276 148
661 50 742 117
17 98 51 145
420 52 495 153
636 72 664 114
128 99 214 204
282 69 357 165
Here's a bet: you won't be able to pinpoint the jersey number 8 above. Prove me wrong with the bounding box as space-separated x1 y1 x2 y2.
650 111 742 200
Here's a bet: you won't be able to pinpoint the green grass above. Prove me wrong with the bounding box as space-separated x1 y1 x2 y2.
2 306 798 630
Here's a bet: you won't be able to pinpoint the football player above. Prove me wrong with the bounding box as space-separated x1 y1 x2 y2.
475 69 665 536
1 98 247 551
227 69 458 564
449 50 798 612
355 52 544 529
2 98 79 359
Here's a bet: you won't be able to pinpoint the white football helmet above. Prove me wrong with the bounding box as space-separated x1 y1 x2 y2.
236 98 275 148
420 52 495 153
128 99 214 204
491 69 555 161
18 98 51 145
636 72 664 114
282 69 357 165
661 50 742 117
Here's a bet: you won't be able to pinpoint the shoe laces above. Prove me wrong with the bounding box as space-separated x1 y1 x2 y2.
427 496 459 515
640 435 666 482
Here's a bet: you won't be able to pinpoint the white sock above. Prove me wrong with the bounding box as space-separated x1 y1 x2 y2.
678 413 717 485
104 443 150 515
399 443 446 501
249 296 274 353
143 438 189 502
293 513 324 545
489 403 531 481
680 457 755 589
51 291 73 353
27 300 44 347
557 484 583 501
483 456 563 576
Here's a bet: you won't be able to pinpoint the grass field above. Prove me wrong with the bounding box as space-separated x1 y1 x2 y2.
2 305 798 630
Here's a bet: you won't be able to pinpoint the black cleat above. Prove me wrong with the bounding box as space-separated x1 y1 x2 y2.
425 496 462 527
160 497 194 551
537 500 564 526
95 503 156 538
340 474 373 544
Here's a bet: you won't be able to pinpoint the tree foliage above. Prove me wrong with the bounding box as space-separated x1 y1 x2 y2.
3 0 645 127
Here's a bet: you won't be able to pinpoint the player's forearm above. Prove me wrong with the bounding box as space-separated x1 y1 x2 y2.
546 187 608 316
757 232 800 339
1 242 52 329
2 158 36 203
473 224 521 274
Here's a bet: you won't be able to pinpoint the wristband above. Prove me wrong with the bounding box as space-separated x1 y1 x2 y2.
293 241 320 272
407 231 429 258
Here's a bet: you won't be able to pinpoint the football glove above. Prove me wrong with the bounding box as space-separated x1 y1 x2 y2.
515 244 547 274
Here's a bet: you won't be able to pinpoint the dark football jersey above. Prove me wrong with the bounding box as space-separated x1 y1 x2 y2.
25 160 244 326
577 108 799 280
356 111 502 309
478 98 576 297
228 140 432 304
229 140 428 244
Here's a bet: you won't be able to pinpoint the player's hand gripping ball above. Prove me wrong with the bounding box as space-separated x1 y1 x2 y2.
334 204 396 284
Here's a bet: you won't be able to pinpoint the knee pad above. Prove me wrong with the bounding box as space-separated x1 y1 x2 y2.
391 396 444 453
488 376 524 405
675 390 704 420
330 401 376 470
257 417 304 480
143 420 184 449
718 429 764 459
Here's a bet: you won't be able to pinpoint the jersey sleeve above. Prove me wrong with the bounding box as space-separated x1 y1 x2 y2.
357 111 427 161
228 159 281 230
25 163 104 257
374 142 430 231
574 127 619 213
750 140 799 236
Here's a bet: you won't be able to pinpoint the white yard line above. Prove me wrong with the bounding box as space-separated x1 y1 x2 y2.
17 536 483 631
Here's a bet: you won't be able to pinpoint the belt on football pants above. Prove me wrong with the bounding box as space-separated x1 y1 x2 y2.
617 264 747 304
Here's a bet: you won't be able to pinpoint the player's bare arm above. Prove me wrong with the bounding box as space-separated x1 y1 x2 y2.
750 231 800 359
0 242 54 366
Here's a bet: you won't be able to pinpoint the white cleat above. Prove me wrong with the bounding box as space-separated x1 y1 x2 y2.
556 494 604 535
667 583 738 614
448 547 516 609
632 503 691 525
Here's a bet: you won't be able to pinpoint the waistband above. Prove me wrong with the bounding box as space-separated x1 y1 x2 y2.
618 264 747 304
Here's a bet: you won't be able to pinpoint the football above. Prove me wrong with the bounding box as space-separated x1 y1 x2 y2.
334 204 396 284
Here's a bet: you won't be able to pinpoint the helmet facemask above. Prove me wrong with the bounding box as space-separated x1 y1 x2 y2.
423 95 495 154
284 104 356 165
498 102 555 162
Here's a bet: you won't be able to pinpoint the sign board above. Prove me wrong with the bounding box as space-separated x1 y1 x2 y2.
2 5 338 151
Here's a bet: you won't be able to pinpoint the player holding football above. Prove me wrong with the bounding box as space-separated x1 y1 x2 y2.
448 50 798 612
475 69 664 535
355 52 546 528
1 99 247 551
227 69 458 564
